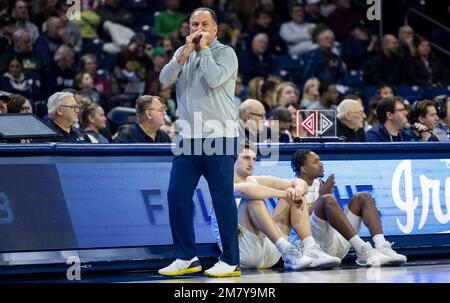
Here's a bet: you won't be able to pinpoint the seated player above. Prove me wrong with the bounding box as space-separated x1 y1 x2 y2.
211 145 341 271
290 149 407 267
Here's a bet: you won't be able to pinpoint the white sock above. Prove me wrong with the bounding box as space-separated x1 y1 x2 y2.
302 236 316 250
349 235 366 254
275 237 292 254
372 234 386 248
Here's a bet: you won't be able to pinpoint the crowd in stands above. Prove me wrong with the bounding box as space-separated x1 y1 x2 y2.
0 0 449 144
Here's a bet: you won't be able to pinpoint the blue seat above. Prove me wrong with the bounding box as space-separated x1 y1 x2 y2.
341 70 364 86
82 38 104 54
121 0 150 11
426 86 450 99
272 54 303 83
107 106 137 126
394 85 425 103
363 85 377 100
133 11 156 26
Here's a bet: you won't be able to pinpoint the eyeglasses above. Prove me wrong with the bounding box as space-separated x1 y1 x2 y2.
349 110 365 115
60 104 80 112
248 112 266 119
148 108 167 113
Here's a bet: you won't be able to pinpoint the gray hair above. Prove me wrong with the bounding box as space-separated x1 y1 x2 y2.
47 91 74 117
54 45 74 62
12 29 29 42
337 99 359 119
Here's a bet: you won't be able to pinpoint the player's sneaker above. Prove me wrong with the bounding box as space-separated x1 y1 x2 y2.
158 257 202 276
281 245 313 270
356 242 391 267
376 241 407 265
303 244 341 269
204 260 241 277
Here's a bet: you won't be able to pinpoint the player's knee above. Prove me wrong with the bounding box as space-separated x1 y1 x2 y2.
353 192 374 206
247 199 265 209
322 194 339 209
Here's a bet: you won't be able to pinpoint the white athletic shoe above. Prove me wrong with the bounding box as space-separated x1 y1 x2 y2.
158 257 202 276
303 244 341 269
281 245 313 270
356 242 391 267
204 260 241 277
376 241 407 265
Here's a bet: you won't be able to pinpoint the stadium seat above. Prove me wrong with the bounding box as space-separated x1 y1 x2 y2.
82 38 105 54
121 0 150 11
107 106 137 126
341 70 364 86
394 85 426 103
427 86 450 99
134 11 156 26
272 54 303 83
104 93 139 113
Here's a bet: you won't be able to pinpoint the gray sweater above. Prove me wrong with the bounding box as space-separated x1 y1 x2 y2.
159 38 239 138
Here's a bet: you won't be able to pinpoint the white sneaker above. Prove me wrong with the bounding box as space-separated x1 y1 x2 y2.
356 242 391 267
158 257 202 276
303 244 341 269
281 245 313 270
204 260 240 277
376 241 407 265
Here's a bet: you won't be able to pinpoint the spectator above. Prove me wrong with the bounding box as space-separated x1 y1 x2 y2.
249 8 286 54
13 0 40 45
365 96 382 131
287 102 309 139
145 47 169 96
234 73 244 104
158 36 176 59
153 0 187 39
434 96 450 142
80 54 112 94
377 84 394 98
269 106 293 143
149 82 177 122
52 0 82 53
216 14 241 51
304 0 328 24
301 77 320 108
308 82 338 111
114 95 171 143
74 72 101 105
5 94 32 114
409 99 441 141
33 16 69 65
365 96 410 142
336 98 366 142
111 51 145 94
238 33 273 82
0 95 10 113
96 0 134 27
0 29 43 80
273 81 300 108
0 56 41 101
279 3 316 56
172 19 190 49
80 102 110 143
407 38 448 87
246 76 265 100
239 98 271 143
119 34 154 80
397 25 415 62
43 45 76 97
342 23 378 70
0 15 16 53
32 0 57 31
364 34 406 86
260 79 277 116
302 29 345 84
328 0 363 41
41 91 91 143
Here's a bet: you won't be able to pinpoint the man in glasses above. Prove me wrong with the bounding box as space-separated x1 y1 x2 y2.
366 96 411 142
113 95 171 143
239 98 272 143
336 98 366 142
39 91 91 143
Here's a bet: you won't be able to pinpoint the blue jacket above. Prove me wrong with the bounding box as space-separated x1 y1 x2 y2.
365 123 413 142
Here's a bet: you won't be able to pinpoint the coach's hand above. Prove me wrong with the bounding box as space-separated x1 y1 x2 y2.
177 30 202 64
